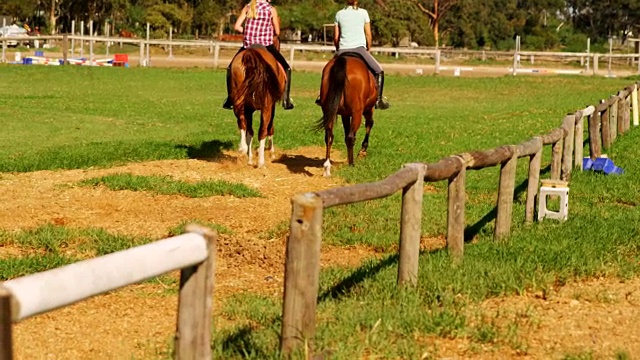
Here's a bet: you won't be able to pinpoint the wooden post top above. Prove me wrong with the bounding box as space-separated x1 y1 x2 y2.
540 179 569 188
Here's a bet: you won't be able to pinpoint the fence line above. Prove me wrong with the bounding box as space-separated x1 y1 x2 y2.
3 34 640 76
0 224 217 360
280 81 640 354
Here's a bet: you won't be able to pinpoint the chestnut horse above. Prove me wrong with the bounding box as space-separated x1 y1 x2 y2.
316 53 377 177
229 42 286 168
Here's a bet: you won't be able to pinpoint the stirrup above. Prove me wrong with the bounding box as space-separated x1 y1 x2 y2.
222 97 233 110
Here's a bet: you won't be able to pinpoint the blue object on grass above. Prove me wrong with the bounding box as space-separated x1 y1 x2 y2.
592 157 616 173
583 157 594 170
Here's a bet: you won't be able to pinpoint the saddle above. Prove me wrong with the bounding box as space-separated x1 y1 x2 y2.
337 51 376 74
246 44 285 75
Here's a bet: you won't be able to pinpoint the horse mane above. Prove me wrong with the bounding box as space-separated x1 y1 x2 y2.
233 48 283 109
314 55 348 131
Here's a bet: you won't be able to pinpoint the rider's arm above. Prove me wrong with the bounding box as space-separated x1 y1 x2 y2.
333 24 340 51
234 5 249 33
364 22 372 51
271 6 281 36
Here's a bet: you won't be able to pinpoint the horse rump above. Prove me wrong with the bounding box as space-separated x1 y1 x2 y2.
314 55 348 131
234 48 283 109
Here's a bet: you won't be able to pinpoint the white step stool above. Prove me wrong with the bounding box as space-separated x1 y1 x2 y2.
538 179 569 221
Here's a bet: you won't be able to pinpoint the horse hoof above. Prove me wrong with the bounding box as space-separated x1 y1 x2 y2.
358 150 367 157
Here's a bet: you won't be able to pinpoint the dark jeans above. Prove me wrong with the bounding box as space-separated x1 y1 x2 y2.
229 45 291 72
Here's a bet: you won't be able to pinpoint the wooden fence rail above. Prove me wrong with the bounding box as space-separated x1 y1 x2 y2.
0 224 217 360
280 81 640 354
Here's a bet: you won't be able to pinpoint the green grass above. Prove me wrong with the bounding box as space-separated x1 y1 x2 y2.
79 173 262 198
0 221 226 280
2 65 640 358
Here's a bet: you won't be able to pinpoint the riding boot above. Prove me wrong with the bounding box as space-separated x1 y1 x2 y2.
282 68 295 110
315 95 321 106
222 66 233 110
375 71 390 110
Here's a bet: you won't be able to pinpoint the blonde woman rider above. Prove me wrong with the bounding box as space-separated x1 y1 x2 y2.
222 0 294 110
316 0 390 109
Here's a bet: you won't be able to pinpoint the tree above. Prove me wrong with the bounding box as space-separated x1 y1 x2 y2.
412 0 457 48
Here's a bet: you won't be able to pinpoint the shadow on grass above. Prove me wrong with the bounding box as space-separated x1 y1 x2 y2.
318 246 450 302
318 253 400 302
217 324 271 358
463 164 551 242
273 153 327 176
178 140 233 160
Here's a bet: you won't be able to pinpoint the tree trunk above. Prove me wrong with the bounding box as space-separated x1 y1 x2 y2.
50 0 57 34
434 0 439 48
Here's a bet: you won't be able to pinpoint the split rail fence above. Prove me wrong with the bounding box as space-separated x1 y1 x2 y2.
3 32 640 76
0 224 217 360
279 82 640 353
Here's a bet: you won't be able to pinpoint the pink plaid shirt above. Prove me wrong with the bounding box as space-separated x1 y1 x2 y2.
243 2 274 48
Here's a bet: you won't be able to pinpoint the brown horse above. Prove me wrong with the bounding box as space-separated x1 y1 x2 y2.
316 53 377 177
229 43 286 168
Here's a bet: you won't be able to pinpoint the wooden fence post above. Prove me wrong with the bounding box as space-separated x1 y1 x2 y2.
61 34 69 65
610 96 618 142
0 286 14 360
289 46 295 69
574 111 585 169
175 224 217 360
588 110 602 159
601 100 611 150
633 84 639 127
213 43 220 68
495 146 518 241
397 163 426 286
561 115 576 181
525 137 543 223
447 157 466 259
618 92 628 134
280 193 323 354
139 39 145 67
551 138 563 180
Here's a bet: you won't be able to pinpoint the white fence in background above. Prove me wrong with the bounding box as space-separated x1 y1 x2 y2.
2 29 640 76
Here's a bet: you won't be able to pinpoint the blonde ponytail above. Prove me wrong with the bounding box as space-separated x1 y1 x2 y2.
247 0 258 19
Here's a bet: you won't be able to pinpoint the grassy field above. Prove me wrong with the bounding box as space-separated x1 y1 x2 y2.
1 64 640 358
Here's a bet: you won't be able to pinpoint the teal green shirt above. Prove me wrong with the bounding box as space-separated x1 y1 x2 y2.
334 6 370 50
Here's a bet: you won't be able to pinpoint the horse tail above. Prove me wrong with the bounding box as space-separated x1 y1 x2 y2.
235 49 283 108
314 55 347 131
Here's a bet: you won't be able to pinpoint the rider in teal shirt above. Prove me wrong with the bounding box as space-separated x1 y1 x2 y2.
316 0 390 109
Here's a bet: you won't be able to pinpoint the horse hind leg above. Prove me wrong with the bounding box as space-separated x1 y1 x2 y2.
237 111 248 154
267 105 276 160
342 115 358 166
323 118 335 177
256 106 274 168
359 110 374 157
245 110 255 165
